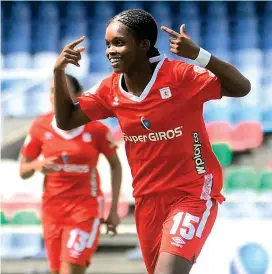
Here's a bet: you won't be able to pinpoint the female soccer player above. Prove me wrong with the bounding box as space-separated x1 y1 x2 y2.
19 74 122 274
53 9 251 274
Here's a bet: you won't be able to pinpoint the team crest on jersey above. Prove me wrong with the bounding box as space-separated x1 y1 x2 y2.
160 87 172 99
141 117 151 131
61 152 69 164
113 96 119 106
82 133 92 143
193 65 207 74
44 132 53 140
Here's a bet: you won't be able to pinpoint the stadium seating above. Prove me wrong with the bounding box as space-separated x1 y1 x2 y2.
10 211 41 225
1 1 271 144
212 143 232 167
231 122 263 151
206 122 232 145
258 170 272 194
224 167 258 193
0 211 8 225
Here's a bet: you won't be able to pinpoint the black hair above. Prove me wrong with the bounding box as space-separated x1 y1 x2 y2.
65 74 82 95
109 9 160 58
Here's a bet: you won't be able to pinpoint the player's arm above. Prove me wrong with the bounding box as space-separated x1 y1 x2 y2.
97 125 122 235
161 24 251 98
106 152 122 214
19 156 57 179
53 37 90 130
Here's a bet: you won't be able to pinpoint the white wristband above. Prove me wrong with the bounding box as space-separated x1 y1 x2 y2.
195 48 211 67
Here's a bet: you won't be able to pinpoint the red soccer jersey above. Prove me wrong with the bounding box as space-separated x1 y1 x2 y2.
21 112 117 224
78 55 225 203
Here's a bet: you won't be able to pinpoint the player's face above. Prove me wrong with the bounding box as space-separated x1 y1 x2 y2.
105 21 146 74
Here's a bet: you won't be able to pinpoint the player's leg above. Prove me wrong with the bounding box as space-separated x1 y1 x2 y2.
134 195 165 274
59 262 86 274
42 223 62 273
154 252 192 274
60 218 100 274
154 198 218 274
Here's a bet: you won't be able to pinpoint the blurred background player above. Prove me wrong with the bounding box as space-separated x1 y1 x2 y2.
19 74 122 274
53 9 251 274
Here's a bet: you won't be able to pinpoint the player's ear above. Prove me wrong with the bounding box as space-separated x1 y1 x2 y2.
140 39 150 53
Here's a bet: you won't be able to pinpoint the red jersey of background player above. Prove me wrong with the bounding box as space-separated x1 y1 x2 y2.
78 55 224 203
21 112 117 224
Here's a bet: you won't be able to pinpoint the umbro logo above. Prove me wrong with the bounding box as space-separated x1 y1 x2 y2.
160 87 172 99
172 237 185 245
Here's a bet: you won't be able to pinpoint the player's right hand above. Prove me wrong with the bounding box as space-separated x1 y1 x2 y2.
54 36 86 71
33 156 58 173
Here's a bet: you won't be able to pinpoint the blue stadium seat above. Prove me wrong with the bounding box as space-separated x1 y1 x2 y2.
33 52 58 69
206 1 228 18
150 2 171 21
34 23 59 53
231 91 262 125
205 19 229 35
89 23 107 42
263 18 272 50
4 53 32 69
264 1 272 18
93 1 115 20
234 49 263 67
66 2 86 21
261 83 272 133
235 2 256 17
5 22 31 54
64 21 87 37
122 1 144 10
178 2 199 19
233 33 259 50
204 34 230 52
37 2 58 23
10 2 31 22
234 18 258 36
90 52 111 73
204 98 232 124
264 50 272 69
90 38 105 54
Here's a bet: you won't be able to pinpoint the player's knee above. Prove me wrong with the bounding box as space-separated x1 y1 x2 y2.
154 252 192 274
60 262 86 274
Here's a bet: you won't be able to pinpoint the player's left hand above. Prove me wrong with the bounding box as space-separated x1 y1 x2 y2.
105 211 120 237
161 24 200 60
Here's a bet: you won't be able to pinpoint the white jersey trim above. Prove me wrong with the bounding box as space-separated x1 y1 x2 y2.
118 55 167 102
51 117 85 140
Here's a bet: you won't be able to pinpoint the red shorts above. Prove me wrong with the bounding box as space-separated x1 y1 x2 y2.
42 218 100 272
135 190 218 274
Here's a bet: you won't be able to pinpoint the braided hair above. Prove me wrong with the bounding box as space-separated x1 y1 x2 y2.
108 9 161 58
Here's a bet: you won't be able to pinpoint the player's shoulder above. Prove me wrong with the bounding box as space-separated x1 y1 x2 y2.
167 59 190 72
84 121 109 134
31 112 53 128
83 74 115 96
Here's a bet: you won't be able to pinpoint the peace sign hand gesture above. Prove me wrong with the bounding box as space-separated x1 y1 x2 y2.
54 36 86 71
161 24 200 60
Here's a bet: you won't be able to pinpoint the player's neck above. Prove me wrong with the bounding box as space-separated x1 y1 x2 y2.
123 61 157 97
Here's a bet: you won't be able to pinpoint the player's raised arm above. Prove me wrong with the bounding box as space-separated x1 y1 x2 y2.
161 24 251 98
53 36 90 130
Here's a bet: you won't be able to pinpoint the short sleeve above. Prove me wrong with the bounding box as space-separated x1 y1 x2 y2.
174 61 222 105
95 123 117 159
77 79 115 121
21 120 42 159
